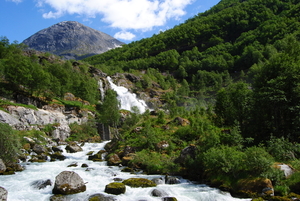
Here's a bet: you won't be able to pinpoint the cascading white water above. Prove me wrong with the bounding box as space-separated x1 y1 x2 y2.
107 76 148 113
98 79 105 101
0 142 251 201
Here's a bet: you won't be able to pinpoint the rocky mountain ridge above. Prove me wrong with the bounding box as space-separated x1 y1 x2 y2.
22 21 124 60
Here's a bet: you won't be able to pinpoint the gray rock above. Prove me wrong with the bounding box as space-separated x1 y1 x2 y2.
152 178 164 185
65 142 83 153
175 145 197 164
32 144 47 155
52 171 86 195
278 164 294 177
31 179 52 190
151 189 168 197
0 187 8 201
0 110 22 127
49 194 69 201
165 176 180 184
22 21 124 60
0 159 6 173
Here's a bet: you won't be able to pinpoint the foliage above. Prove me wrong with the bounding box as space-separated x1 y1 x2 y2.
68 121 99 141
243 146 274 176
130 150 180 174
97 89 121 128
0 38 99 104
0 123 21 163
265 136 300 161
203 145 245 178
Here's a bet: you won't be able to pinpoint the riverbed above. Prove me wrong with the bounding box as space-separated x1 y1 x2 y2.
0 141 251 201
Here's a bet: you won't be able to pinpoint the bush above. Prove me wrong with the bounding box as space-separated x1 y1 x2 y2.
68 121 99 141
203 145 245 178
266 136 300 161
0 123 21 162
130 150 180 174
244 146 274 176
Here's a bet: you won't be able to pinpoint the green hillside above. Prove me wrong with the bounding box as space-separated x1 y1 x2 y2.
1 0 300 198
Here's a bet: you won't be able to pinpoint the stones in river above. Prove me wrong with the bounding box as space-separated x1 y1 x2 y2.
31 179 52 190
104 182 126 195
65 142 83 153
52 171 86 195
0 187 8 201
122 178 157 188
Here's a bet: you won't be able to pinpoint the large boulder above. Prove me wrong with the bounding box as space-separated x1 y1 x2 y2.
175 145 197 164
0 159 6 174
32 144 47 155
122 178 157 188
0 187 7 201
107 154 122 166
104 182 126 195
236 178 274 197
52 171 86 195
65 142 83 153
173 117 190 126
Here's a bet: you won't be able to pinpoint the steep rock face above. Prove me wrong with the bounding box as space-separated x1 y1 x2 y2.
0 105 91 141
22 21 124 60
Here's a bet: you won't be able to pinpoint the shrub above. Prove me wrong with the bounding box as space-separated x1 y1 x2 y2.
203 145 245 178
0 123 21 162
130 150 180 174
266 136 300 161
68 121 98 141
244 146 274 176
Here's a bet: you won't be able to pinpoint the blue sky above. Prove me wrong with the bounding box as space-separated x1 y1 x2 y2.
1 0 220 44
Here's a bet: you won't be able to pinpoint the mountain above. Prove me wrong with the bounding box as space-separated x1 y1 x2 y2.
22 21 125 60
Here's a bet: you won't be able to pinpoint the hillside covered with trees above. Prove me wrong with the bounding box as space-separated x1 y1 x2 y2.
1 0 300 199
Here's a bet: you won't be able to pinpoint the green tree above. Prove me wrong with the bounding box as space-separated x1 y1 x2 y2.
251 35 300 142
98 89 121 133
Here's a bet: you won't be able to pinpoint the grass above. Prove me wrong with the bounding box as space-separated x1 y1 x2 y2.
0 99 37 110
54 98 96 112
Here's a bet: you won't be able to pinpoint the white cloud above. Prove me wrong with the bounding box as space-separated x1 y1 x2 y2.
7 0 23 3
37 0 194 31
114 31 136 41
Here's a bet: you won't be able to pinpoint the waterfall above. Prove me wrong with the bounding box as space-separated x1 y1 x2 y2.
107 76 148 113
98 79 105 101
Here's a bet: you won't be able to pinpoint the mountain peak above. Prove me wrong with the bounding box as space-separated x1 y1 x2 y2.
22 21 124 60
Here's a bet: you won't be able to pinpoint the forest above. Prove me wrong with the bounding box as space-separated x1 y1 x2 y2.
1 0 300 199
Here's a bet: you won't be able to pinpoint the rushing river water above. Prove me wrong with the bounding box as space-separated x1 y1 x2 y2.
0 141 251 201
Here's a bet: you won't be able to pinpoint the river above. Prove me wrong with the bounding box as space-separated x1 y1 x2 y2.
0 141 251 201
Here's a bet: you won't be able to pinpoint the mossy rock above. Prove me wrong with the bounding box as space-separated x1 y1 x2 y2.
104 182 126 195
50 152 66 161
122 178 157 188
121 167 133 173
87 151 94 156
162 197 178 201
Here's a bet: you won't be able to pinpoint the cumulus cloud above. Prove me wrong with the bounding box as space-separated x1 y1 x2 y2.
114 31 136 41
37 0 194 31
